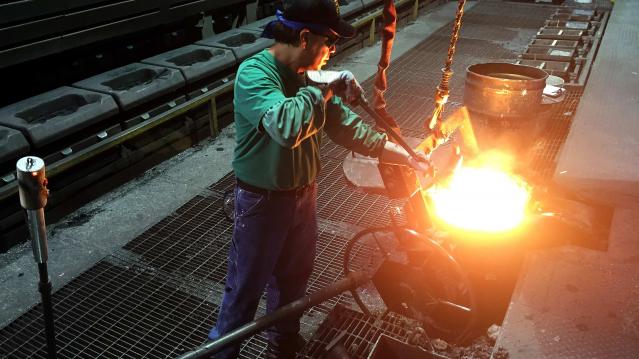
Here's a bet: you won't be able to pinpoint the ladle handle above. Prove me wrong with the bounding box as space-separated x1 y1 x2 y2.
358 96 426 162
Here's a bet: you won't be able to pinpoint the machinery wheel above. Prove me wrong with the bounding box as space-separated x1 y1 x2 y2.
344 226 477 343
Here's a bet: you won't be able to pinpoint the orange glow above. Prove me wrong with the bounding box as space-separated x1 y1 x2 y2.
427 152 530 233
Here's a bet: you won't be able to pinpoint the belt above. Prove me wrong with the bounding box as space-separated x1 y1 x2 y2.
236 178 313 198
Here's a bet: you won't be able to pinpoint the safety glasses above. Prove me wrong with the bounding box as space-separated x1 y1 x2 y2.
324 34 339 47
309 30 339 47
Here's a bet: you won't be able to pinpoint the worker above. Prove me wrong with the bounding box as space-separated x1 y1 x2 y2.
207 0 430 358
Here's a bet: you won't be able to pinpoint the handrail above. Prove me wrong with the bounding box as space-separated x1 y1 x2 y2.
0 80 234 202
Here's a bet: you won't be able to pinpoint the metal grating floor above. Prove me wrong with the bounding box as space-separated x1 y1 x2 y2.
463 1 558 29
1 1 578 358
298 305 412 359
317 159 403 228
304 222 360 316
124 194 233 285
208 172 236 195
0 256 218 359
528 88 584 177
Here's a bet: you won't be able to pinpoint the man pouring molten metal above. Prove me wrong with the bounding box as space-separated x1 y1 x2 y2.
206 1 430 358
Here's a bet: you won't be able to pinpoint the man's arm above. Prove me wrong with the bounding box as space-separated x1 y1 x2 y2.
236 63 329 148
322 97 387 157
324 99 432 171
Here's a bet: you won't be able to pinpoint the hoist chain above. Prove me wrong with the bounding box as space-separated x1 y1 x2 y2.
427 0 467 132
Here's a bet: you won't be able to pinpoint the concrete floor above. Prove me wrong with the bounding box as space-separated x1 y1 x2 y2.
0 0 477 329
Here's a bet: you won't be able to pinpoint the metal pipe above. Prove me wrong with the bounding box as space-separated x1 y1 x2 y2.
16 156 57 359
176 271 369 359
26 209 48 264
38 262 56 359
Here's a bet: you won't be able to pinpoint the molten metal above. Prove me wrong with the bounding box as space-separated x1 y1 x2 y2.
427 155 530 233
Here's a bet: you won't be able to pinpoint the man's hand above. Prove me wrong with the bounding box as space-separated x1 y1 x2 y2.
329 71 364 105
379 141 435 176
307 70 364 105
407 151 434 175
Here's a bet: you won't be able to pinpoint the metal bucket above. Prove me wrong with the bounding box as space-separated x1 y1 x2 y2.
464 62 552 155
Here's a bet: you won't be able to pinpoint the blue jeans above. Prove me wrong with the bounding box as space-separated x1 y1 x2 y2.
208 182 318 359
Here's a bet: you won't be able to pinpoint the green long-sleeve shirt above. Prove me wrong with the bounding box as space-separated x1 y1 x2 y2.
232 50 387 191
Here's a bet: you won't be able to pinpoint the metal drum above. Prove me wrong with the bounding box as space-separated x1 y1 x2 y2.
464 62 551 155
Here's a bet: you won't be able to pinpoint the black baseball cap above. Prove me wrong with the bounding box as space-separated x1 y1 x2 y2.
281 0 357 38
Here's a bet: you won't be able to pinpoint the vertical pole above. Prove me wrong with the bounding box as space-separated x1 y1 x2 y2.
17 156 57 359
369 17 376 46
38 262 56 358
412 0 419 21
209 96 219 137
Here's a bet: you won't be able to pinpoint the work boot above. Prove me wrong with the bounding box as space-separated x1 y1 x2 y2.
265 334 307 359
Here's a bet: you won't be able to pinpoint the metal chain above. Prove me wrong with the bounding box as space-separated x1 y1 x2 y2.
445 0 466 72
427 0 467 132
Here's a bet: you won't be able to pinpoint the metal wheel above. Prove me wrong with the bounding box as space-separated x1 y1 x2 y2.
344 226 477 343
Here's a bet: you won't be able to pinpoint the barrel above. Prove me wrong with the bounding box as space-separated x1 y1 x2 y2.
464 63 551 155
